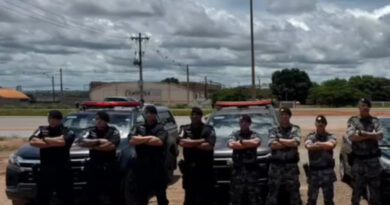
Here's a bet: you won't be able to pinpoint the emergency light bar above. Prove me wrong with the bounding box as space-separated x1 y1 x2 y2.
216 100 272 107
82 101 141 108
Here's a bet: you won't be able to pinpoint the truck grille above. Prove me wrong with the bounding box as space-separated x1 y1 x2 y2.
16 157 88 184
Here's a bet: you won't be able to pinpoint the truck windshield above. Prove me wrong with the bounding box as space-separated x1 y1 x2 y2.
63 113 132 138
208 113 276 137
380 118 390 146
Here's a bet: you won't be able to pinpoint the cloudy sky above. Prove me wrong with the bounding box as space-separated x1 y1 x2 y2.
1 0 390 90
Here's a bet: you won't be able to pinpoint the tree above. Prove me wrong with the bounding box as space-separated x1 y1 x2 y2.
161 77 179 84
308 78 365 107
212 87 251 105
348 75 390 100
212 87 275 106
270 68 312 104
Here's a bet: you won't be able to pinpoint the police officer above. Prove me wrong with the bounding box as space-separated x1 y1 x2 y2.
129 105 169 205
179 107 216 205
228 115 262 205
305 115 337 205
29 110 75 205
346 98 383 205
79 111 120 205
267 107 302 205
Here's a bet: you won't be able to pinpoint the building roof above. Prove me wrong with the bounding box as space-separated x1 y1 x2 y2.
0 88 29 99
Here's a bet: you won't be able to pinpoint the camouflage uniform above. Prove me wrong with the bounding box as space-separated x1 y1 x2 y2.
346 116 383 205
266 125 302 205
228 130 263 205
305 132 337 205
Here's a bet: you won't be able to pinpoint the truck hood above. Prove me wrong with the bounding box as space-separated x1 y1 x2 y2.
381 146 390 159
15 144 89 160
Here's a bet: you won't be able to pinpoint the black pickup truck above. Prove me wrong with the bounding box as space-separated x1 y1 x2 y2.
6 102 179 205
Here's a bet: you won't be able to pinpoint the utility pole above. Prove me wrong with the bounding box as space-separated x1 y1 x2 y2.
60 68 63 96
250 0 256 100
186 65 190 105
204 76 208 99
131 33 150 101
51 76 55 102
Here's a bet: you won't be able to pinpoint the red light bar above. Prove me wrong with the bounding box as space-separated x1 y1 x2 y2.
216 100 272 107
82 101 141 108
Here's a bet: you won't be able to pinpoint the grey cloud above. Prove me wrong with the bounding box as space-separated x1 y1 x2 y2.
264 0 317 14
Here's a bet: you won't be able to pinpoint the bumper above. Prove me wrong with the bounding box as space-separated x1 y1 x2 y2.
213 156 269 186
382 170 390 198
6 163 87 202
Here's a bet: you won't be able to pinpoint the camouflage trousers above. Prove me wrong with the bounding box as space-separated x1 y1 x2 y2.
307 169 337 205
351 158 382 205
230 165 263 205
266 163 302 205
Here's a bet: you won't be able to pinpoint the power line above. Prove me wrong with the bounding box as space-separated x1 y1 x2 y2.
1 0 127 41
16 0 128 40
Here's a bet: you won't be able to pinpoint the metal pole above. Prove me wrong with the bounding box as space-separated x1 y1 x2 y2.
250 0 256 100
204 76 208 99
138 33 144 101
186 65 190 105
51 76 55 102
60 68 63 96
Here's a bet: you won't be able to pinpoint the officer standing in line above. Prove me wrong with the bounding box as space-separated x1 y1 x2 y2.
346 98 383 205
228 115 262 205
305 115 337 205
129 105 170 205
266 107 302 205
179 107 216 205
29 110 75 205
79 111 121 205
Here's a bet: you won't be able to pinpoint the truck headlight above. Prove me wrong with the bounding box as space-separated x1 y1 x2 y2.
380 156 390 171
8 154 22 166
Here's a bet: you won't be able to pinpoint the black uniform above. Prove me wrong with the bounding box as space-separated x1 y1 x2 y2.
129 122 169 205
181 123 216 205
30 125 75 205
83 126 120 205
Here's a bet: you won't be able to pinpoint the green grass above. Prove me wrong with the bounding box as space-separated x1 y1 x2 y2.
0 108 77 116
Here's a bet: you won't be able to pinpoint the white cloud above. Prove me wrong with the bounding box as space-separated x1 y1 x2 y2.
287 18 310 31
0 0 390 90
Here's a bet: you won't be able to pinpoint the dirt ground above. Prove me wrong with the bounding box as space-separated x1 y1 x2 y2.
2 108 388 205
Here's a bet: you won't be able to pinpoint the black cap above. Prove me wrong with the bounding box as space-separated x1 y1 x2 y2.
240 114 252 124
48 110 63 120
315 115 327 125
144 105 158 115
359 98 372 107
191 107 203 116
279 107 292 116
96 111 110 122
